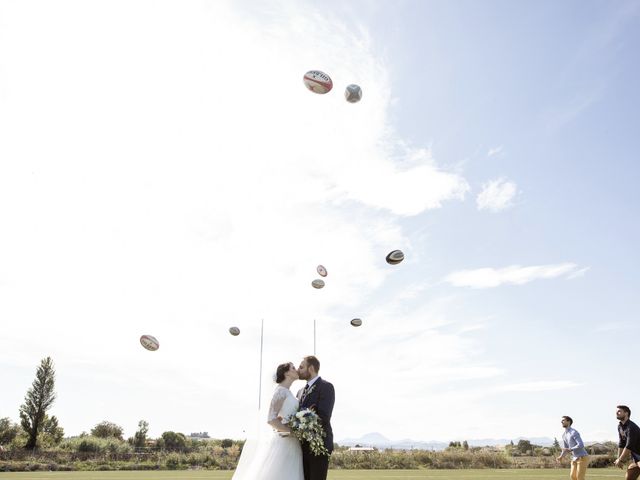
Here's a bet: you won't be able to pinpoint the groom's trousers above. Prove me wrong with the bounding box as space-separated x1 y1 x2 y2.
302 446 330 480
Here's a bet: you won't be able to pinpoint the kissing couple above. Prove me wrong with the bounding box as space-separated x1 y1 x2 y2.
232 355 335 480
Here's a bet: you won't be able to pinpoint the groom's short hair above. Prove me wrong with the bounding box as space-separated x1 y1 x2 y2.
304 355 320 373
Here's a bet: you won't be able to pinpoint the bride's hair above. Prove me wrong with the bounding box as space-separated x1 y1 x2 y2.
275 362 292 384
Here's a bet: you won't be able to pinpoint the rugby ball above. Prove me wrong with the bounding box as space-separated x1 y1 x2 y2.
303 70 333 94
344 84 362 103
350 318 363 327
140 335 159 351
311 279 325 289
317 265 328 277
386 250 405 265
229 326 240 336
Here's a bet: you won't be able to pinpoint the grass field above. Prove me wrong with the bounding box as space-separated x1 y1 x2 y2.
0 469 624 480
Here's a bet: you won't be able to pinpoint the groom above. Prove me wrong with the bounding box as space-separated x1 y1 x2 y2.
297 355 335 480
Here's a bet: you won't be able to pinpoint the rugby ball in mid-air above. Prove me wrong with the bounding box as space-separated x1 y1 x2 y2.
311 279 325 289
350 318 363 327
229 327 240 336
303 70 333 94
386 250 405 265
317 265 327 277
344 84 362 103
140 335 159 351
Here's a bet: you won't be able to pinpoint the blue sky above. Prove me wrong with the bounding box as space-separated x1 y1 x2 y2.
370 0 640 440
1 0 639 443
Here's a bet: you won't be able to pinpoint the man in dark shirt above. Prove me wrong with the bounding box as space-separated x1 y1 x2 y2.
615 405 640 480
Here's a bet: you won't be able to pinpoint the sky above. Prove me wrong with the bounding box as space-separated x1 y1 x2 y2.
1 0 639 444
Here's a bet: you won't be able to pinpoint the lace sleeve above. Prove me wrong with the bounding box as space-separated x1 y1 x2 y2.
267 387 288 422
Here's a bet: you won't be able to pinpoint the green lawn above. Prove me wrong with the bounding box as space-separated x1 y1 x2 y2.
0 469 623 480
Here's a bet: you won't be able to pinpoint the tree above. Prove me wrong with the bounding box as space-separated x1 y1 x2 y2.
161 431 187 451
516 439 533 455
0 418 20 445
463 440 469 451
552 437 561 452
41 415 64 445
19 357 57 449
133 420 149 448
91 421 124 440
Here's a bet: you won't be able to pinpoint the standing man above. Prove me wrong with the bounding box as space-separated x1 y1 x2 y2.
297 355 335 480
556 415 589 480
614 405 640 480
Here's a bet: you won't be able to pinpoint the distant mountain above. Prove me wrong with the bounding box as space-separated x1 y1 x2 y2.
468 437 555 447
338 432 556 450
338 432 447 450
358 432 392 444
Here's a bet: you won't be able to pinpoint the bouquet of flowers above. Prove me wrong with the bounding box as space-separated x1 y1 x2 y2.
287 408 329 456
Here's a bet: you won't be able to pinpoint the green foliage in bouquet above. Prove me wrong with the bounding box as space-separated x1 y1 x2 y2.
287 408 329 457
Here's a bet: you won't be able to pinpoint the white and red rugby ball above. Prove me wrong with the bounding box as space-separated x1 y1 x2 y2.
140 334 159 351
303 70 333 94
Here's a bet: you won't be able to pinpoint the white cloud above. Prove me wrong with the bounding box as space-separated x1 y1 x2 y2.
343 159 470 216
324 295 504 438
395 282 431 300
487 146 503 157
0 1 471 439
476 178 517 212
444 263 582 288
567 266 591 279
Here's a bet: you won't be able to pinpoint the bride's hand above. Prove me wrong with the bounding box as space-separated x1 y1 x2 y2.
278 424 292 433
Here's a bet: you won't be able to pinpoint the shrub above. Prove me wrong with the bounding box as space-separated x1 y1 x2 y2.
220 438 233 448
60 436 133 455
164 452 184 470
161 432 187 452
0 418 21 445
589 454 616 468
91 422 124 440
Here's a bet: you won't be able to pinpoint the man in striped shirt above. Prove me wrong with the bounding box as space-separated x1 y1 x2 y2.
557 416 589 480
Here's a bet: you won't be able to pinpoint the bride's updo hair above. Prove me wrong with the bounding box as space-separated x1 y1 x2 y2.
275 362 292 384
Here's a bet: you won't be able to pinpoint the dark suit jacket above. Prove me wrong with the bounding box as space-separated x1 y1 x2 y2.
300 377 335 453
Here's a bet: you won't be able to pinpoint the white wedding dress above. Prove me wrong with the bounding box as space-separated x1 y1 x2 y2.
232 385 304 480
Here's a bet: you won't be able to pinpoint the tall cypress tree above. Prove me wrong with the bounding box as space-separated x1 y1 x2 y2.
19 357 57 449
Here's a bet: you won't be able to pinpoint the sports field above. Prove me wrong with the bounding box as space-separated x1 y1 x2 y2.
0 469 623 480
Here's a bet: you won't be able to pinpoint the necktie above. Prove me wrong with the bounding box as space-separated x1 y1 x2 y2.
301 384 310 403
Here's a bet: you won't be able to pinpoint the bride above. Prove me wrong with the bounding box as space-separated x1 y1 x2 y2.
232 362 304 480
